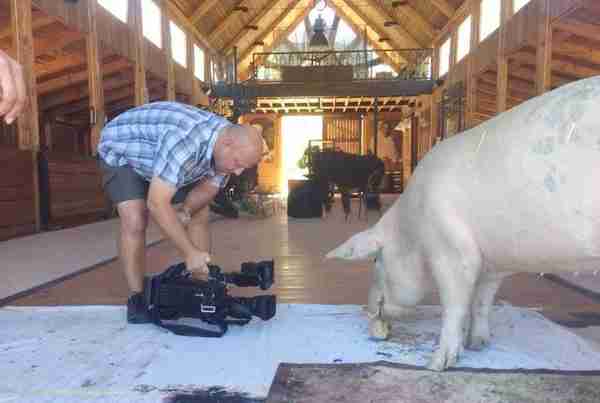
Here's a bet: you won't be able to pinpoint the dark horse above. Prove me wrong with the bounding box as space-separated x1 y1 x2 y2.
310 150 385 220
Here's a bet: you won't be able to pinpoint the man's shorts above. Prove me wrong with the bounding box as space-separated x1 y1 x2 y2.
98 158 198 205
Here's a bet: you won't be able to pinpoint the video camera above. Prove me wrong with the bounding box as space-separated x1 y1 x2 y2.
144 260 276 337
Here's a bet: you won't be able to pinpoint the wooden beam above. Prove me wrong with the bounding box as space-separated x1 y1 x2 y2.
390 1 436 40
161 0 176 101
554 20 600 40
466 0 480 128
41 71 133 111
130 0 148 106
328 15 341 45
11 0 40 232
434 0 473 45
238 0 305 76
220 0 278 53
87 0 105 155
38 57 131 95
190 0 220 24
329 0 406 69
429 0 456 19
166 1 215 53
208 1 246 44
496 0 512 114
35 53 87 78
12 0 39 151
342 0 423 48
536 0 552 95
0 15 55 41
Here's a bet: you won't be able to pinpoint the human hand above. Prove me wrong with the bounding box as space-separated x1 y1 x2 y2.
185 249 211 278
0 49 26 124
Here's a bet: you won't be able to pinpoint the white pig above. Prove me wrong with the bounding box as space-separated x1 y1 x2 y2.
326 76 600 371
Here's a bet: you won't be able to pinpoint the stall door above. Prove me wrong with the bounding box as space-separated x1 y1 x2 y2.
323 117 362 155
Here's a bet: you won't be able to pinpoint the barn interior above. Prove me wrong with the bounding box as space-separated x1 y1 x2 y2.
2 0 600 402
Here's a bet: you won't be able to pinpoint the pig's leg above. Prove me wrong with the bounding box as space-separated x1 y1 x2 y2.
467 271 509 350
427 223 482 371
367 259 390 340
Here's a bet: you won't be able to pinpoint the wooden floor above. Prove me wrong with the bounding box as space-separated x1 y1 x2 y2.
7 196 600 345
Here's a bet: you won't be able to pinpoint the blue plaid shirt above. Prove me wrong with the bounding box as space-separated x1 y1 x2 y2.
97 102 231 189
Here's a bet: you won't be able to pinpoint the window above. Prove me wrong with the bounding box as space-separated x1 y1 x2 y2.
480 0 500 42
457 16 472 62
514 0 531 13
194 44 205 81
142 0 162 48
98 0 128 23
170 21 187 67
439 38 451 76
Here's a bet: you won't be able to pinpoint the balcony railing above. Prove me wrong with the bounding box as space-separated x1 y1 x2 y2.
250 48 433 82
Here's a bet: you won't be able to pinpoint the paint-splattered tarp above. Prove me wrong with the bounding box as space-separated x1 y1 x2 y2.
1 304 600 402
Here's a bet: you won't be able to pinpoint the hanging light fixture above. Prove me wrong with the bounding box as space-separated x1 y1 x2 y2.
308 14 329 50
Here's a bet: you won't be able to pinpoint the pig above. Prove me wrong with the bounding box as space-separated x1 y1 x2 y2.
326 76 600 371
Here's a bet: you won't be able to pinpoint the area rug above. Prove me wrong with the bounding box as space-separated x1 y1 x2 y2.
1 304 599 402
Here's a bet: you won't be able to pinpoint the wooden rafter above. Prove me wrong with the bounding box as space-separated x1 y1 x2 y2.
328 15 341 44
220 0 278 53
429 0 456 19
166 1 215 52
208 0 246 44
237 0 306 74
389 1 436 40
338 0 421 49
329 0 406 69
189 0 220 24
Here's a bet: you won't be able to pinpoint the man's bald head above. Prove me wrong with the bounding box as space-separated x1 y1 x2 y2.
213 123 265 176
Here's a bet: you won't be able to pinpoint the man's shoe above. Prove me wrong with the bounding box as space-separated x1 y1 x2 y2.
127 292 151 324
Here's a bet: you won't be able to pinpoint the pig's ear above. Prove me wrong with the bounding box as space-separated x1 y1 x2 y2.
326 228 382 260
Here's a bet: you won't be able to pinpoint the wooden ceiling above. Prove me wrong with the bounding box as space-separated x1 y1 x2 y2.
171 0 465 72
2 0 600 127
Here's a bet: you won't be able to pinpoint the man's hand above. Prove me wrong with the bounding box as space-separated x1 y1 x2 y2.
0 49 26 124
185 249 211 277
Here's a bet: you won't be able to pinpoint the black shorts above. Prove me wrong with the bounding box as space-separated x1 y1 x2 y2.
98 158 198 205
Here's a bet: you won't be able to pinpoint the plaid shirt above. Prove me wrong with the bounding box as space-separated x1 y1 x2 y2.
97 102 231 189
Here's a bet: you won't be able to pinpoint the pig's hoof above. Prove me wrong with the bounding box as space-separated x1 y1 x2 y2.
467 335 489 351
427 345 461 371
369 318 390 340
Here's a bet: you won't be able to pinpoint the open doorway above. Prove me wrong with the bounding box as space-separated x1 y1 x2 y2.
280 115 323 196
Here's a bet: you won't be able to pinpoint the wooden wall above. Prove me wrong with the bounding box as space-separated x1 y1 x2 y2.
0 148 37 241
39 152 109 230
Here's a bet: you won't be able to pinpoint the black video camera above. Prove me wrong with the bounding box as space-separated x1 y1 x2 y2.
144 260 276 337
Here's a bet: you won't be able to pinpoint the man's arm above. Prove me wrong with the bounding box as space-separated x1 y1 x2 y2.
147 176 209 273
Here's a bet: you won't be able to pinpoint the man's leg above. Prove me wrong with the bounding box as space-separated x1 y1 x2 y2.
116 199 148 293
186 206 210 253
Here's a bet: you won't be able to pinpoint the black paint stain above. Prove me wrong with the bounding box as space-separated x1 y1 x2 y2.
162 386 264 403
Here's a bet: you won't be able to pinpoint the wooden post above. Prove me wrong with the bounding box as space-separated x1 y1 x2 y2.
43 119 52 151
11 0 39 151
130 0 148 106
449 30 458 82
12 0 40 231
188 38 204 106
496 0 512 114
402 126 412 186
466 1 480 128
87 0 105 155
161 0 176 101
536 0 552 95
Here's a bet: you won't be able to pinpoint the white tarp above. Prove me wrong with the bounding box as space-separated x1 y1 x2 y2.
1 304 600 402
